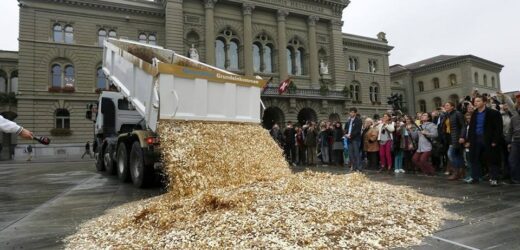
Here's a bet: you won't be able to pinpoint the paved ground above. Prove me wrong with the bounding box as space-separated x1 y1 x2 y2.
1 161 519 250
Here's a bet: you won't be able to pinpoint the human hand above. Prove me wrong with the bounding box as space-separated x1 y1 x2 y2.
19 128 33 140
508 144 511 152
459 138 465 144
491 143 496 147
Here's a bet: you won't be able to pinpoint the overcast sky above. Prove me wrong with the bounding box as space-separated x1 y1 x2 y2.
0 0 517 91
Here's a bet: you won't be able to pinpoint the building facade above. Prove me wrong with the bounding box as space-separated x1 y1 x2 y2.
0 51 19 160
390 55 503 115
11 0 394 159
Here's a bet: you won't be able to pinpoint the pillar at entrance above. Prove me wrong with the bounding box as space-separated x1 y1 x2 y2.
330 20 347 86
204 0 217 65
308 16 320 87
243 4 255 76
277 10 289 80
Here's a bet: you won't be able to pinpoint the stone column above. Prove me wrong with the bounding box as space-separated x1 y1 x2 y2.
308 16 320 86
243 4 255 76
204 0 217 65
277 10 289 80
329 19 347 86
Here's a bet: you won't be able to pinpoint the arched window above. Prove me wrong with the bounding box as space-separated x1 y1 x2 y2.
215 29 240 71
286 48 293 75
433 77 440 89
64 25 74 44
287 38 305 75
418 81 424 92
138 33 148 43
98 29 107 46
253 43 261 73
491 76 496 88
483 74 488 85
0 72 6 93
108 30 117 38
215 38 226 69
433 97 442 108
229 40 239 70
53 24 63 42
370 83 380 103
350 81 361 102
96 67 106 89
419 100 427 113
474 72 479 84
64 65 75 87
10 70 18 93
449 74 457 86
253 34 274 73
55 109 70 129
148 34 157 45
52 64 62 87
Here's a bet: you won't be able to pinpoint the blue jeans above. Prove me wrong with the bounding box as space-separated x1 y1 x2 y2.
448 145 464 169
510 142 520 182
349 139 362 170
394 150 404 170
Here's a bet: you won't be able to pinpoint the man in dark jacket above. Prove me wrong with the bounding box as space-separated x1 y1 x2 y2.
283 121 296 165
440 102 466 180
468 95 503 186
345 107 363 171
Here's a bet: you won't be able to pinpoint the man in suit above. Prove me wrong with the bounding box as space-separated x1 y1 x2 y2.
467 95 503 186
345 107 363 171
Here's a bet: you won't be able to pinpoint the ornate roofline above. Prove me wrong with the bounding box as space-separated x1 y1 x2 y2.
391 55 504 76
19 0 165 17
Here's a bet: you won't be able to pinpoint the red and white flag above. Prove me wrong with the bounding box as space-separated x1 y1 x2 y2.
278 77 292 95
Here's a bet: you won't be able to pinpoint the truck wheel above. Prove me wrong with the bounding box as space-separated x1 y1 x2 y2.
129 141 152 188
104 145 116 175
117 143 130 182
95 147 105 171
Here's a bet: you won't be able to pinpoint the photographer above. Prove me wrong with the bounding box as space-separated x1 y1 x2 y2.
440 102 466 181
411 112 438 176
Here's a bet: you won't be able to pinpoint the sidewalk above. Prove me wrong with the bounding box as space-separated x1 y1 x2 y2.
0 155 95 165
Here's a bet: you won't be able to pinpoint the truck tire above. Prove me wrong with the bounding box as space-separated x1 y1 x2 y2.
104 144 116 175
95 147 105 172
117 143 131 182
129 141 152 188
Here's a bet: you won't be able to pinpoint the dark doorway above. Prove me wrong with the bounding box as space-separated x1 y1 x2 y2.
262 107 285 129
297 108 318 125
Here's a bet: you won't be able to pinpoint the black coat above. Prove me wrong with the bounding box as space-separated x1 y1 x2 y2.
439 110 465 149
344 116 362 141
468 107 502 162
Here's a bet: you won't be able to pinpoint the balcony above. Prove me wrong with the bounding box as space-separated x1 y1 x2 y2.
261 87 350 101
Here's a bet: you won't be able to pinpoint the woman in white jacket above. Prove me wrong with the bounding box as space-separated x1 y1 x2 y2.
0 115 33 139
377 113 395 172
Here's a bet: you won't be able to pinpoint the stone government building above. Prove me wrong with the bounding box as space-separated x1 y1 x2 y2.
2 0 397 159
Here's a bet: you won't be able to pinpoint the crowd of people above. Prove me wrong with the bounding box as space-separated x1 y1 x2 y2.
270 90 520 187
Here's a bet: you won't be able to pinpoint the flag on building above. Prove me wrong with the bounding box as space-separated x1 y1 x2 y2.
278 77 292 95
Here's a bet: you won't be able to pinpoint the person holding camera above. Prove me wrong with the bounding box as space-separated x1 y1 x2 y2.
411 112 438 176
376 113 395 173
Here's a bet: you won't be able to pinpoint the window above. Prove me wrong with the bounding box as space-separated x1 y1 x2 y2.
350 81 361 102
148 34 157 45
369 83 380 103
64 25 74 43
348 57 359 71
53 24 63 42
419 100 427 113
96 67 106 89
474 72 479 84
368 59 377 73
483 74 488 86
10 71 18 93
449 74 457 86
253 34 274 73
108 30 117 38
50 62 75 88
215 29 240 71
287 38 305 75
491 76 496 88
433 77 440 89
138 33 148 43
98 29 107 46
433 97 442 108
55 109 70 129
418 81 424 92
0 72 6 93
